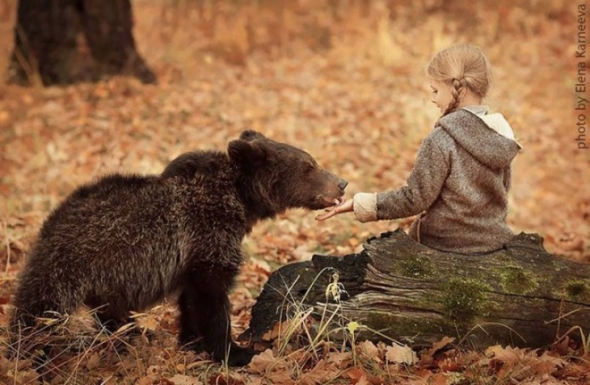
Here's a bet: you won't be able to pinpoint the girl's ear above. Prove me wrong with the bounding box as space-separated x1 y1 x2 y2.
459 86 468 98
228 139 268 167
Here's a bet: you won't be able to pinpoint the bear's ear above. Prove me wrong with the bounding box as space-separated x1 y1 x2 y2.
239 130 265 142
228 139 267 166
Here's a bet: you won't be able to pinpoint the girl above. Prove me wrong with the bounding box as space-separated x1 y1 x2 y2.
317 44 521 254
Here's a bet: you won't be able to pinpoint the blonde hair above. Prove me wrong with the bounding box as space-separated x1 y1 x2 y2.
427 44 491 116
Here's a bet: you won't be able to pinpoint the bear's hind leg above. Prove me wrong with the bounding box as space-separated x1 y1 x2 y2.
8 277 84 360
178 279 254 366
84 294 134 334
11 277 84 330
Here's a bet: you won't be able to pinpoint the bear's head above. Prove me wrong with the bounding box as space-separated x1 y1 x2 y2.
228 130 347 219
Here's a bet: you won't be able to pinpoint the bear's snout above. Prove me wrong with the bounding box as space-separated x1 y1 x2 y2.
338 179 348 191
309 172 347 209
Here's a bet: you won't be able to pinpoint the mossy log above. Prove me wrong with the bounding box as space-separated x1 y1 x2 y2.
240 229 590 349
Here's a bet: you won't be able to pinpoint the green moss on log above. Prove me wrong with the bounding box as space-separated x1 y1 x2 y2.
366 312 452 338
564 280 590 301
499 266 539 295
395 256 434 278
441 278 491 321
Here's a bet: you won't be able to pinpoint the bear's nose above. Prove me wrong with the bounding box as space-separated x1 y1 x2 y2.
338 179 348 190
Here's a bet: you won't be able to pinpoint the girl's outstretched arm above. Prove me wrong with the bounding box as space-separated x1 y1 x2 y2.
369 131 450 221
319 129 450 223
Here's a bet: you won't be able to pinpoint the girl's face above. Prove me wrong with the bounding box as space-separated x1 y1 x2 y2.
430 79 454 113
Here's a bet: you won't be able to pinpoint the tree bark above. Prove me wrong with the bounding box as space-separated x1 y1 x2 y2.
241 230 590 349
7 0 156 86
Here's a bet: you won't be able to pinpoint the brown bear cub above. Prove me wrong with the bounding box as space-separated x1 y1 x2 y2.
10 130 347 366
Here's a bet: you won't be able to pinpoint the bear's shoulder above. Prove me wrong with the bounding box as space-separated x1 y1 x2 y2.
161 151 229 180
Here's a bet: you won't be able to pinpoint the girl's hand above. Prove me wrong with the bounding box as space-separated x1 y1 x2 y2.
315 199 354 221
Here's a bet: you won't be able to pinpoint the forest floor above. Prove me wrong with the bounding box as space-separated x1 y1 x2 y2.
0 0 588 384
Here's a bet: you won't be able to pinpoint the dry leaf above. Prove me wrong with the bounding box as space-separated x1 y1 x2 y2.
207 374 244 385
326 351 353 369
437 357 462 372
168 374 203 385
137 375 159 385
385 344 418 365
424 336 455 360
86 353 101 370
530 351 567 376
249 257 271 275
241 376 264 385
138 315 160 332
346 367 368 384
266 371 296 385
248 349 276 374
297 359 340 385
485 345 526 367
358 340 381 362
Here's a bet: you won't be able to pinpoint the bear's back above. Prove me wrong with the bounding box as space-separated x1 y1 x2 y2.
39 173 168 241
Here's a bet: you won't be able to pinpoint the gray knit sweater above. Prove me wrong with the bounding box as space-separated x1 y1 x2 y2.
353 106 521 254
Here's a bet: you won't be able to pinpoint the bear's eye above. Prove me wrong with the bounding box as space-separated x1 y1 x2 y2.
300 163 315 175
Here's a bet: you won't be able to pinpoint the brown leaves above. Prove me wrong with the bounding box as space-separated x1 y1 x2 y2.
484 345 568 381
345 367 387 385
326 351 352 369
358 340 382 363
248 349 294 384
385 344 418 365
297 359 340 385
419 337 456 368
168 375 203 385
248 349 277 374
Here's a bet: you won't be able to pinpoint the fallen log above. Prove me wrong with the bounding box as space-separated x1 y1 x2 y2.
240 229 590 349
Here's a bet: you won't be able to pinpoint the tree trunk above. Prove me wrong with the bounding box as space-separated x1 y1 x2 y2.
7 0 156 86
241 230 590 349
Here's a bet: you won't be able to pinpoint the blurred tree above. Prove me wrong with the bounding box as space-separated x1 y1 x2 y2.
7 0 156 86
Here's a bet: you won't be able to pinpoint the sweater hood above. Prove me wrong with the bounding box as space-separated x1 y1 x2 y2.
436 108 521 169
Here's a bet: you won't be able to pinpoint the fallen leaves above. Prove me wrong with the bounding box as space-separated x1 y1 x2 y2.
296 359 340 385
385 344 419 365
168 374 203 385
485 345 568 380
358 340 382 363
248 349 293 384
346 367 390 385
424 337 455 362
0 1 588 384
326 351 352 369
248 349 278 374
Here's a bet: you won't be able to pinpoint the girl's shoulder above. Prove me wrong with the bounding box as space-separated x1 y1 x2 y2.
426 126 455 147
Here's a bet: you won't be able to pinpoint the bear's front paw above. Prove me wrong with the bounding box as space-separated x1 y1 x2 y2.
226 344 256 366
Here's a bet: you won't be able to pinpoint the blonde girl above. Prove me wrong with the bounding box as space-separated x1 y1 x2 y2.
317 44 521 254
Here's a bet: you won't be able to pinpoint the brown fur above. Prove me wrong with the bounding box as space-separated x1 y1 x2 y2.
10 130 346 366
